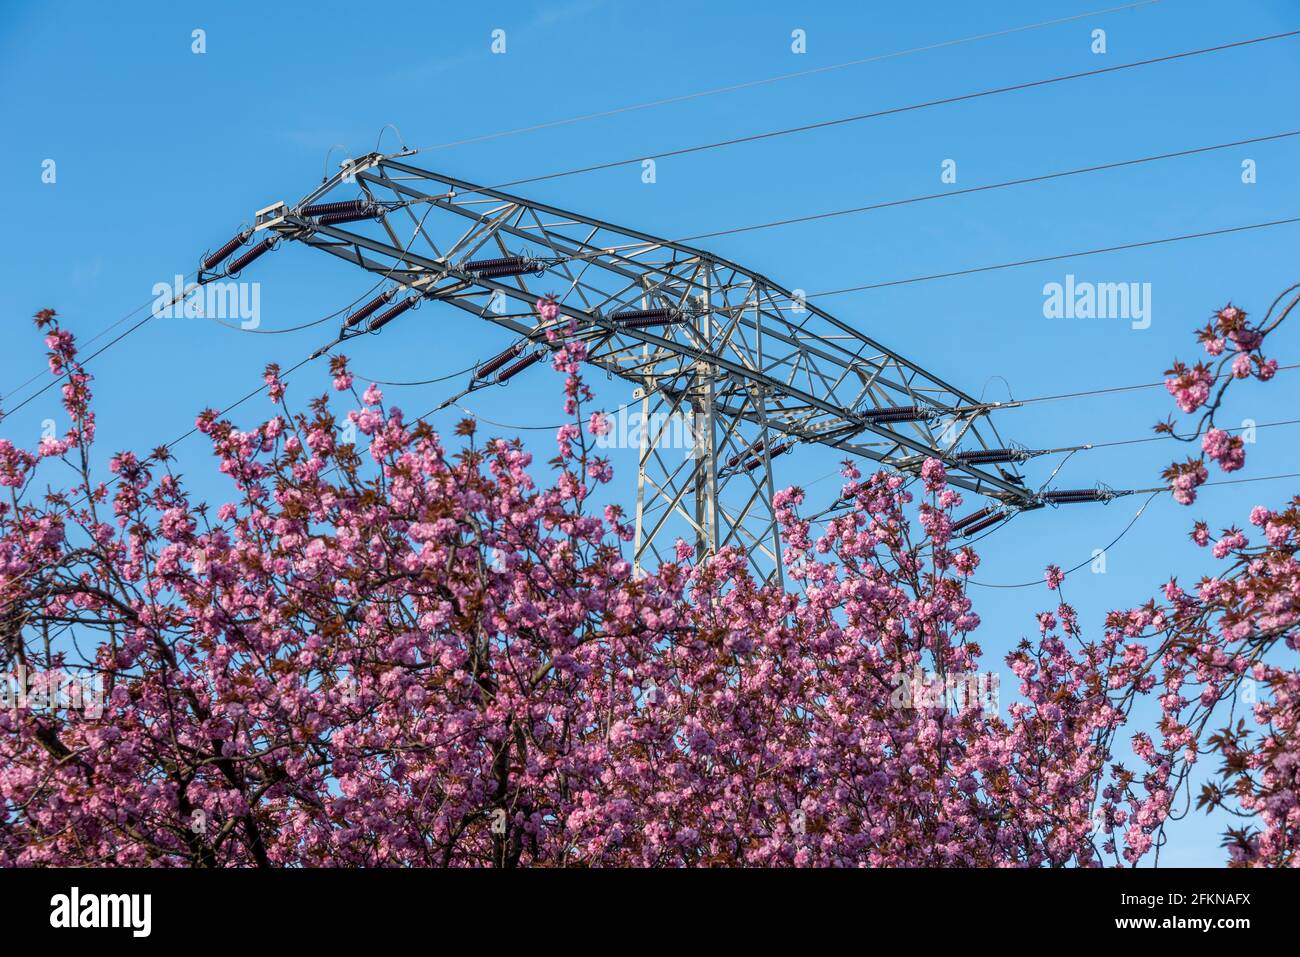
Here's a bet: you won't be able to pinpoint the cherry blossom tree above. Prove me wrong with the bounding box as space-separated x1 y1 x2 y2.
1 290 1293 867
1111 285 1300 867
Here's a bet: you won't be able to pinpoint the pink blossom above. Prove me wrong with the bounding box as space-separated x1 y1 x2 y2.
1164 363 1214 414
536 296 560 323
920 457 947 492
1201 428 1245 472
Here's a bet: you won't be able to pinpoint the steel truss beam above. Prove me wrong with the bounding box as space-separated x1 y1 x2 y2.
253 151 1035 581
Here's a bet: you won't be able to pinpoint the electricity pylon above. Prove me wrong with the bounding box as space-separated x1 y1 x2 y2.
212 151 1041 581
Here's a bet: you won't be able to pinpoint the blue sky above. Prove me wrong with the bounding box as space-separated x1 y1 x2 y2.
3 0 1299 865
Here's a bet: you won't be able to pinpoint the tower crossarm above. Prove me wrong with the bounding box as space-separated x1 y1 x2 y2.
255 152 1033 504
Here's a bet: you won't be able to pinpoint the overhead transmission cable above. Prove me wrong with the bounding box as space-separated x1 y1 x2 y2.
676 130 1300 243
16 27 1296 510
409 0 1163 153
1 3 1166 405
10 26 1290 407
10 36 1292 411
965 468 1300 589
431 353 1299 434
20 10 1300 595
479 29 1300 192
10 207 1292 424
0 201 440 420
1014 363 1300 407
965 490 1162 588
5 203 443 550
803 466 1300 590
797 215 1300 301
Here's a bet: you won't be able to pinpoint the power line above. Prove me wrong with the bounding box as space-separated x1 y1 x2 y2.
0 279 389 420
351 363 480 387
1 309 160 420
196 311 340 335
1 203 443 420
12 200 1286 432
966 491 1160 588
422 356 1300 433
1203 470 1300 489
438 389 659 433
16 30 1294 489
800 215 1300 300
486 29 1300 191
151 352 322 456
959 426 1300 493
676 129 1300 243
14 68 1291 413
27 202 1285 417
24 6 1300 596
1085 417 1300 451
798 464 1300 591
3 206 457 600
966 470 1300 588
4 7 1167 404
1014 363 1300 407
410 1 1163 153
0 284 186 405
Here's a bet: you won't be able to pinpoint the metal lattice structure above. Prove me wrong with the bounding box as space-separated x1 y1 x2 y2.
220 150 1046 580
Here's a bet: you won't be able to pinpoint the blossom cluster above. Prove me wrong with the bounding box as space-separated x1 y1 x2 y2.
3 291 1296 867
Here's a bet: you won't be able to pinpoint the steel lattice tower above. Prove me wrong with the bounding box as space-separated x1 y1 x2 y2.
224 151 1041 580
